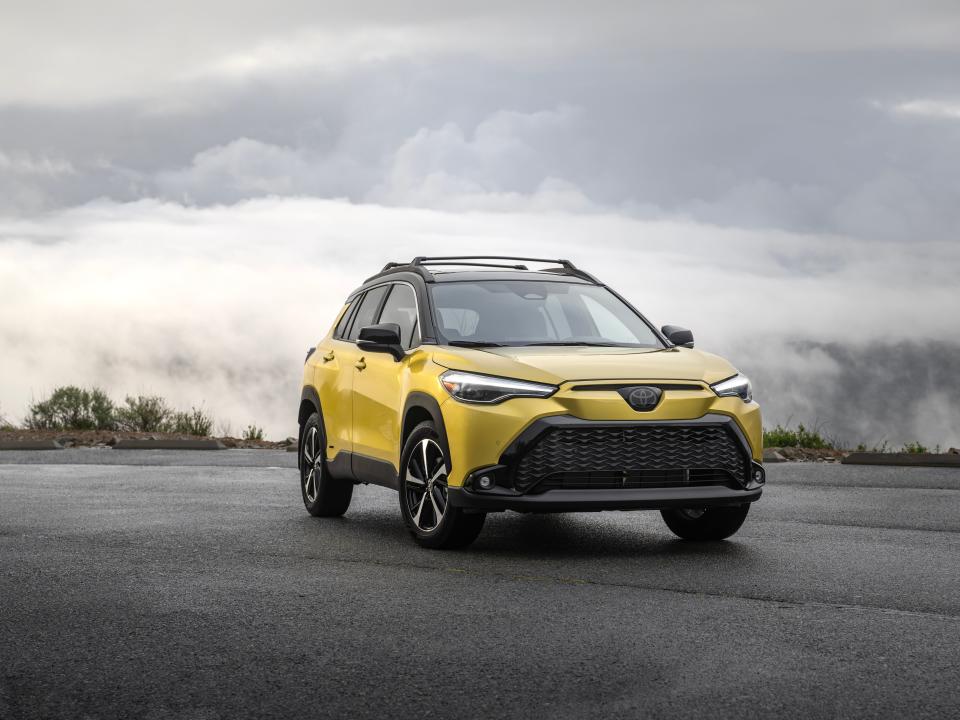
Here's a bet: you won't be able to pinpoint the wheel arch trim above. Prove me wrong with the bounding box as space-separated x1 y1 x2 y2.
402 392 451 472
298 386 323 469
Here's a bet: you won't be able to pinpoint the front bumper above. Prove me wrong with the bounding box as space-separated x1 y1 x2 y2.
440 380 763 487
450 413 764 513
449 484 762 513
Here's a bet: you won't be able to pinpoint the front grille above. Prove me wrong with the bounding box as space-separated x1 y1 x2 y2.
513 424 747 492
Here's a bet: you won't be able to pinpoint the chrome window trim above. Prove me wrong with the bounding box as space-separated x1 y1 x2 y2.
347 280 423 351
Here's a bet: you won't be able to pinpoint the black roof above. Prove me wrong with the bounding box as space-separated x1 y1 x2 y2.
363 256 601 284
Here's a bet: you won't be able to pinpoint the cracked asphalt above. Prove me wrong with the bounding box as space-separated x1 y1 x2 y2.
1 450 958 719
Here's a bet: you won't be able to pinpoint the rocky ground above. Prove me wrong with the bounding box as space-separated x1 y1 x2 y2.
764 446 847 462
764 446 959 463
0 428 295 450
2 429 957 461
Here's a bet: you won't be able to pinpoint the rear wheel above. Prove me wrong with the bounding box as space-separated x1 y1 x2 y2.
399 421 485 549
300 412 353 517
660 504 750 540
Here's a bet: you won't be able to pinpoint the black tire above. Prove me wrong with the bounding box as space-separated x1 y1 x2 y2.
660 504 750 541
399 421 485 549
300 412 353 517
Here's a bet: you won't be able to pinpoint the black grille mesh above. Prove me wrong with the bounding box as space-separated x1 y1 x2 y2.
513 424 747 492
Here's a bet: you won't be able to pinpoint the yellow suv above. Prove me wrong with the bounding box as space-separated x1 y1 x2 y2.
298 256 764 548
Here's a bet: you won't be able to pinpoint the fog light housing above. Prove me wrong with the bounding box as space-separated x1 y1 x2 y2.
750 463 766 486
466 466 507 492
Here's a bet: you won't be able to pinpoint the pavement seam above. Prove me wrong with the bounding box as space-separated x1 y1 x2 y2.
754 519 960 535
772 481 960 491
0 463 295 469
290 553 960 623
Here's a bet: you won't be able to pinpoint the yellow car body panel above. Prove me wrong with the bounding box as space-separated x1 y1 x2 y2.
306 304 356 458
429 345 741 386
350 348 437 467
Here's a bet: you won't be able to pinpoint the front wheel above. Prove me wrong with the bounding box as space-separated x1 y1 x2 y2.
399 421 485 549
660 504 750 541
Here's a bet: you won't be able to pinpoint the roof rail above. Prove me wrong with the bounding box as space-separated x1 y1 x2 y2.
418 261 529 270
365 256 601 284
412 256 601 283
365 261 434 283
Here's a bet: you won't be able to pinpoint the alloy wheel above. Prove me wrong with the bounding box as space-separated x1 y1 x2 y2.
302 426 321 503
404 438 448 531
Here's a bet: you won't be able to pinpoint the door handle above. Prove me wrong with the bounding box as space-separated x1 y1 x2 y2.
322 351 335 363
355 358 367 371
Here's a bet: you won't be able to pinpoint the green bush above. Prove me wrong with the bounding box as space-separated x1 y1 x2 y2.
901 441 928 454
17 386 225 437
115 395 172 432
25 386 115 430
170 407 214 436
243 424 265 441
763 423 834 450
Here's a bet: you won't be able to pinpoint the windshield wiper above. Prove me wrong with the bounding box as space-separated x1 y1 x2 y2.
522 341 622 347
447 340 505 348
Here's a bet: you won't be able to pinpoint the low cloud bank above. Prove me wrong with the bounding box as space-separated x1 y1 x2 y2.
744 341 960 449
1 197 957 446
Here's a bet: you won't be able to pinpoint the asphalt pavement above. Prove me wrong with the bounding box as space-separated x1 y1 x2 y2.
1 451 958 719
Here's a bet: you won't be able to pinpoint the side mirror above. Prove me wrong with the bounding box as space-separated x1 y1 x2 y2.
357 323 404 361
662 325 694 348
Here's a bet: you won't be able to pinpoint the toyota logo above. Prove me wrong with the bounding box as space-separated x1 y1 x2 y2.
621 386 662 411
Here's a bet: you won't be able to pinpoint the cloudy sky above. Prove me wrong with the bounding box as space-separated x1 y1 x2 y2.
1 1 959 446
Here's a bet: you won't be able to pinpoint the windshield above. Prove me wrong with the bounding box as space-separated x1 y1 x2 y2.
429 280 664 348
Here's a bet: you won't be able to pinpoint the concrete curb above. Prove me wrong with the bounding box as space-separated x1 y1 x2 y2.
763 449 787 463
113 439 226 450
0 439 64 451
842 452 960 468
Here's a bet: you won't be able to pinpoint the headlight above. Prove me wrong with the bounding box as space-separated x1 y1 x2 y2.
711 374 753 402
440 370 557 404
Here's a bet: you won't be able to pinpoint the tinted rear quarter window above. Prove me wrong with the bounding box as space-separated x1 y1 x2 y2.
378 283 420 348
346 285 389 341
333 302 354 338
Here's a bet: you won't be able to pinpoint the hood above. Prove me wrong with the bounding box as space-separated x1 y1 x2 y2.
429 345 738 386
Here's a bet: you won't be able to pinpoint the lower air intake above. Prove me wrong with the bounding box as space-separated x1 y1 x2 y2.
513 424 748 492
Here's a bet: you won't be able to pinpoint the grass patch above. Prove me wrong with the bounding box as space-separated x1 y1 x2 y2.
763 423 834 450
243 424 265 441
0 403 15 431
170 407 215 436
